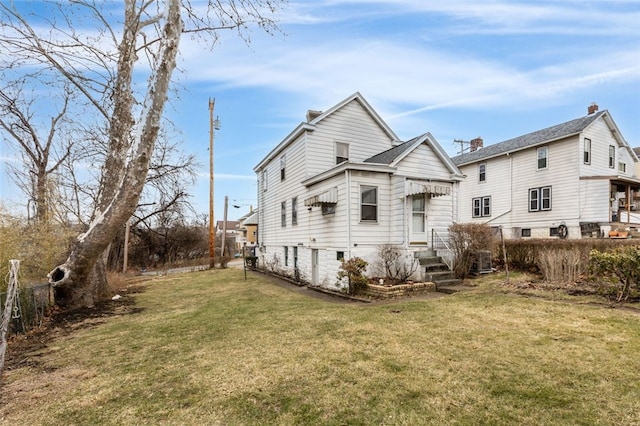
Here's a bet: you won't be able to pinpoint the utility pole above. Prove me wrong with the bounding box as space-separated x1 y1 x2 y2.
222 195 229 258
208 98 221 268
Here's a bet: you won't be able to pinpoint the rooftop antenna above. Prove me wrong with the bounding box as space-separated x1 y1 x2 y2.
453 139 470 155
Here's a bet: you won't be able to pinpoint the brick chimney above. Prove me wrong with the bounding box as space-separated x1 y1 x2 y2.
470 137 483 152
588 103 599 115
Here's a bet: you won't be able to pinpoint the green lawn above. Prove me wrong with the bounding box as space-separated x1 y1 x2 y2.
2 269 640 425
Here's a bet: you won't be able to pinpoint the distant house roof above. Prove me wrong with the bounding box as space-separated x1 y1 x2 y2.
241 211 258 226
216 220 240 230
451 110 607 166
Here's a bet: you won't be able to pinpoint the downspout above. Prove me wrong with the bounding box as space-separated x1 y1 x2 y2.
346 169 352 258
487 153 513 226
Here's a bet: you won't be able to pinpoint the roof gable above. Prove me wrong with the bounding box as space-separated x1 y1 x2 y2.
365 133 462 177
452 110 607 166
309 92 399 142
254 92 397 172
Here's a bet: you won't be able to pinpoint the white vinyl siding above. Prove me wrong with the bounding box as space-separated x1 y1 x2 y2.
305 101 393 178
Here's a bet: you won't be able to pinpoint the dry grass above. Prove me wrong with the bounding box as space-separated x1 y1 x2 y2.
2 269 640 425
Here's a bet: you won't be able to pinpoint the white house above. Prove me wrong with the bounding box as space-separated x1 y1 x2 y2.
451 104 640 239
253 93 463 290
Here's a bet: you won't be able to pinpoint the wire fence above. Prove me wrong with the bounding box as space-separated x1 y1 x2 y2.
1 282 53 336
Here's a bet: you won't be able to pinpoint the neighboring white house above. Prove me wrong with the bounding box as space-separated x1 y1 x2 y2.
254 92 463 290
451 104 640 239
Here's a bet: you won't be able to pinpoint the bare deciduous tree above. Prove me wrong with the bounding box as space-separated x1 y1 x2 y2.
0 0 283 309
0 83 75 223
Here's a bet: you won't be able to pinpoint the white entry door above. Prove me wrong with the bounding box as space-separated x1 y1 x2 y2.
410 194 428 244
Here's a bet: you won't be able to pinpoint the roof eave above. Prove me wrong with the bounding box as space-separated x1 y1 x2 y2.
254 123 315 172
453 132 583 166
301 162 397 187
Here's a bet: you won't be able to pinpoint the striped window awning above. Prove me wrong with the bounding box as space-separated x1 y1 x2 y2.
304 187 338 206
405 180 452 197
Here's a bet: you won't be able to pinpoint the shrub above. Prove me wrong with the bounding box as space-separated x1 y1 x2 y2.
498 239 639 283
375 244 418 283
449 223 496 279
589 246 640 301
337 257 368 294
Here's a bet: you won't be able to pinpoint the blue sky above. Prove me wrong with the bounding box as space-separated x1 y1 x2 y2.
2 0 640 222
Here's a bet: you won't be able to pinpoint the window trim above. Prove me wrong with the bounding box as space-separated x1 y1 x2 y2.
336 141 349 165
529 186 552 212
479 163 486 182
291 197 298 225
618 162 626 173
284 246 288 266
472 196 491 218
280 201 286 227
321 204 336 215
537 146 548 170
609 145 616 169
280 155 286 181
583 138 591 165
360 185 378 222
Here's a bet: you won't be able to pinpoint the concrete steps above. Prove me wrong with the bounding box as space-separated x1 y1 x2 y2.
414 250 462 291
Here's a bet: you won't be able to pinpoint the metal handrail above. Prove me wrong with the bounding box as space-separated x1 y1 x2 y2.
431 229 453 270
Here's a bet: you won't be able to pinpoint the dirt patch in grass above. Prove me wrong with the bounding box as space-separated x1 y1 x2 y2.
3 285 146 373
475 272 640 314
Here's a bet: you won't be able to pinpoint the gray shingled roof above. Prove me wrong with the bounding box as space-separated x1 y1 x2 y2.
634 147 640 156
364 135 422 164
451 110 606 166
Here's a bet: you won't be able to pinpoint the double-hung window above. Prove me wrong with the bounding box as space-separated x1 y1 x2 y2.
360 185 378 222
472 196 491 217
529 186 552 212
280 155 286 181
537 146 548 169
281 201 286 227
583 138 591 164
479 163 486 182
291 197 298 225
619 162 627 173
336 142 349 164
609 145 616 168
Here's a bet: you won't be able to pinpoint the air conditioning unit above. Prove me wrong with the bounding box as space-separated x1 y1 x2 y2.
470 250 492 275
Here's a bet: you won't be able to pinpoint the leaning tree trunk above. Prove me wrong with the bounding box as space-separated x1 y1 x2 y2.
48 0 183 310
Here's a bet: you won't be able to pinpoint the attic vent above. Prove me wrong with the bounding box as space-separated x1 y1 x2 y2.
306 110 323 122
